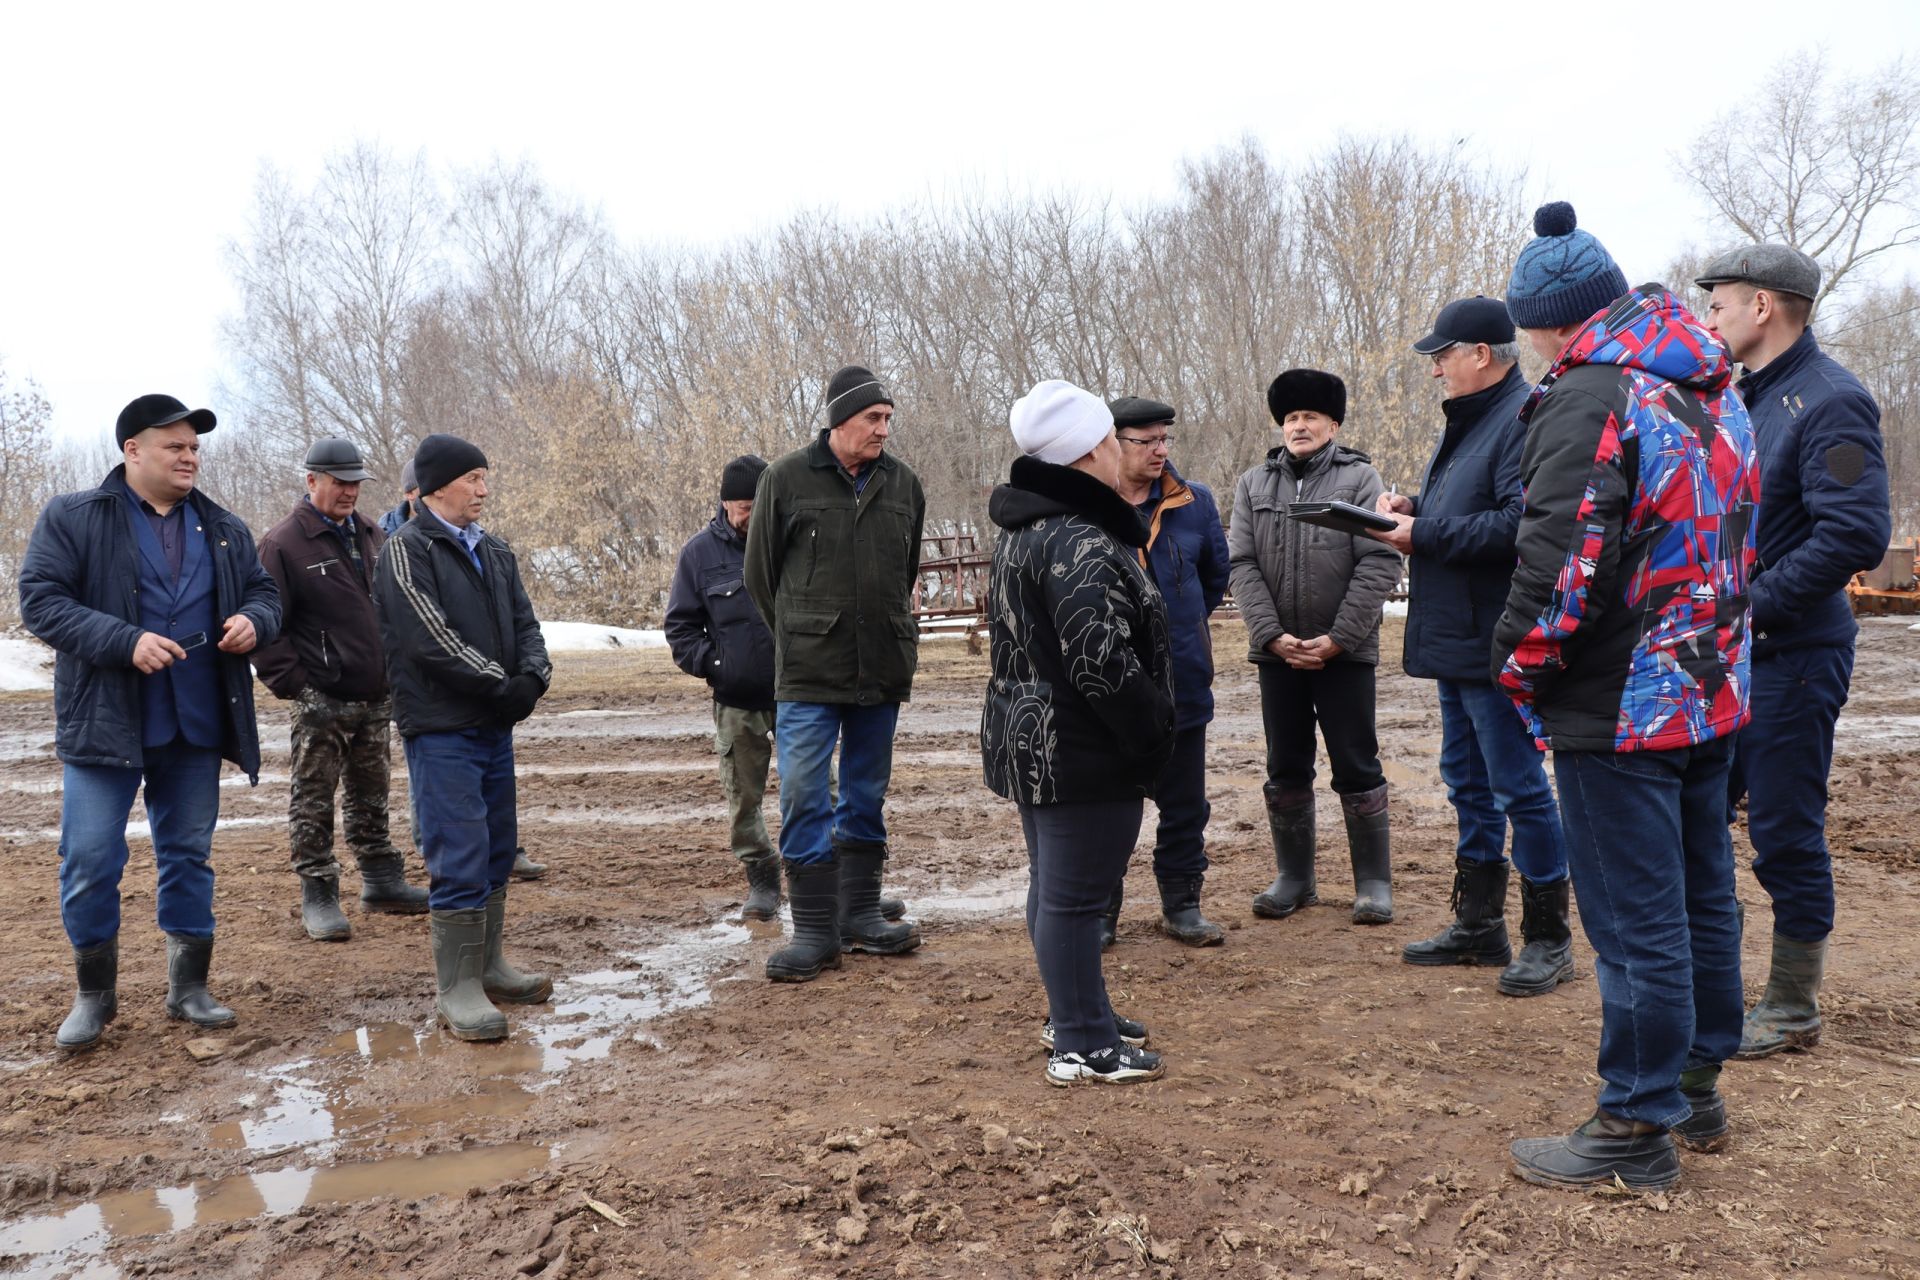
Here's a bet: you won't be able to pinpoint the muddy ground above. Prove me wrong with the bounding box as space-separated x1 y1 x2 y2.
1 617 1917 1279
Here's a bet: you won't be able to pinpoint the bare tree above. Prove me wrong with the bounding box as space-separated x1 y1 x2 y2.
0 362 53 621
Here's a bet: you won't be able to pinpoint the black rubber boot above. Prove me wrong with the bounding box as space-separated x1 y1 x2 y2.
431 909 508 1040
1099 881 1123 949
1340 783 1393 925
768 859 844 982
1500 876 1576 996
741 854 782 921
510 848 548 880
1157 876 1225 947
1252 783 1317 919
482 886 552 1004
1402 859 1510 966
300 875 352 941
1510 1110 1679 1192
55 938 118 1053
838 847 921 955
358 853 429 915
1736 933 1827 1059
164 934 236 1028
878 893 907 922
1672 1065 1730 1153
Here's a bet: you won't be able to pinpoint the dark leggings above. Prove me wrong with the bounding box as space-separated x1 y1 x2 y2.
1257 660 1385 795
1021 798 1144 1055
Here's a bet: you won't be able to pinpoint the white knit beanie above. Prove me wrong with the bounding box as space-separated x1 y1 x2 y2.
1009 380 1113 466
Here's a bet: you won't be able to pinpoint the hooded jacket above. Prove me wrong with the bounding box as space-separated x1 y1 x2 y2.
252 498 389 702
1492 284 1760 753
1227 442 1401 665
1137 464 1231 729
980 457 1176 805
664 508 776 712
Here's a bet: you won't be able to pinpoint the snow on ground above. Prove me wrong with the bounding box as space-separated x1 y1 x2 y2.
0 634 54 692
540 621 669 652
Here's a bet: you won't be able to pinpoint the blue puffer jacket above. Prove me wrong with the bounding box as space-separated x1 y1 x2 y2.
1737 327 1891 656
18 466 283 778
1139 465 1230 729
1402 365 1530 682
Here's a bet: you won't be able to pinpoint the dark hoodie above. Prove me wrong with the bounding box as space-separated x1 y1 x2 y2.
980 456 1176 806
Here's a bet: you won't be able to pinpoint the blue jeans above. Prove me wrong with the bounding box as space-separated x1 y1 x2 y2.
1729 643 1852 942
59 745 224 948
774 701 899 866
404 728 518 911
1148 725 1210 880
1437 679 1568 882
1554 737 1742 1127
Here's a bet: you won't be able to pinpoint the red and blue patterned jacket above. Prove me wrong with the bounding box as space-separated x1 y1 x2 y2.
1491 285 1759 753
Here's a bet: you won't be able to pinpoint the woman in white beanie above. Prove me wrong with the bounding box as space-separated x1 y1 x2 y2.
980 379 1177 1085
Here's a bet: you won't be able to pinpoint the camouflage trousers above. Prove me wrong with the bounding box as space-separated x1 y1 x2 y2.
715 703 775 862
287 688 408 880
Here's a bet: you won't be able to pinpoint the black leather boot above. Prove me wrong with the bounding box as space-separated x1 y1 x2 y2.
1341 783 1393 924
1499 876 1576 996
767 859 844 982
164 934 236 1028
1672 1065 1730 1153
741 854 782 921
55 938 118 1052
358 852 430 915
1157 876 1225 946
300 875 352 941
1510 1109 1679 1192
432 909 508 1040
1402 859 1511 966
1252 783 1317 919
1099 880 1123 949
838 847 920 954
482 886 552 1004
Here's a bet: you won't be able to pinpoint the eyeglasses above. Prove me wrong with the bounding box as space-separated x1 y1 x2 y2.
1117 434 1174 450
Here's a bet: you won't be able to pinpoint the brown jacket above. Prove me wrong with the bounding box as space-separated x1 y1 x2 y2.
253 499 389 702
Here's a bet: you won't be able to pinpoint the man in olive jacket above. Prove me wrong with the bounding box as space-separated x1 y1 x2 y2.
744 364 927 982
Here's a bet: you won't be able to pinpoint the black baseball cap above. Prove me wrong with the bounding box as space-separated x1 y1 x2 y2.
116 394 217 446
1412 296 1516 355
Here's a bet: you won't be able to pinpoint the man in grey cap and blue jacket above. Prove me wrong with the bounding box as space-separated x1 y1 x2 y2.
1697 244 1891 1061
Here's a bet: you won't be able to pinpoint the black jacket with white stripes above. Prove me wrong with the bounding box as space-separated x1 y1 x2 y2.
372 509 552 739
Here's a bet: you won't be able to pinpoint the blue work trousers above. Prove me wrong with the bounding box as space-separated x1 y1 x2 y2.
1148 725 1210 880
774 701 898 866
58 745 224 948
1437 679 1568 882
404 727 518 911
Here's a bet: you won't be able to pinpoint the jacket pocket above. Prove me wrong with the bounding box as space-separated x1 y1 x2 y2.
779 608 841 683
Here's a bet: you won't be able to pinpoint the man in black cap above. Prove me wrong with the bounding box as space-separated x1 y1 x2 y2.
254 438 429 942
373 433 552 1040
1382 298 1575 997
19 394 281 1051
1696 245 1891 1061
744 365 925 982
1103 395 1231 948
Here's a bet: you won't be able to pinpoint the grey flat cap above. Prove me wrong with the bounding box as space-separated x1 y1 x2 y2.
1694 244 1821 301
1108 396 1177 429
303 437 375 482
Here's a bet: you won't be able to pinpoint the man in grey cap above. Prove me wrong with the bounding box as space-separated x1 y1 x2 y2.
380 459 421 535
1696 245 1891 1060
255 438 429 940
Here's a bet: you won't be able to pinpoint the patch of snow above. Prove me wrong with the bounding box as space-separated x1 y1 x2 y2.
0 634 54 692
1382 601 1408 618
539 621 668 652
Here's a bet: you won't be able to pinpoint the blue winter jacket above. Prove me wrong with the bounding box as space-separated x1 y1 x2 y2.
1737 327 1891 656
1402 365 1530 682
664 509 776 712
18 466 282 778
1138 464 1231 730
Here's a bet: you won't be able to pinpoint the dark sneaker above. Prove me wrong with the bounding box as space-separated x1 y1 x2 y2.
1045 1043 1164 1087
1039 1014 1147 1050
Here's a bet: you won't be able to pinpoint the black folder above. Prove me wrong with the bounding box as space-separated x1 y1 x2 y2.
1286 500 1398 534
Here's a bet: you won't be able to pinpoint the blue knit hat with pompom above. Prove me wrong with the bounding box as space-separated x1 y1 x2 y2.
1506 202 1629 330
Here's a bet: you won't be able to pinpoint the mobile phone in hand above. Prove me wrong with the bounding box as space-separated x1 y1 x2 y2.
177 631 208 652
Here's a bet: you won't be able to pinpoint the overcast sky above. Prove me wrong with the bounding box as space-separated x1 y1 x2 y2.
5 0 1918 443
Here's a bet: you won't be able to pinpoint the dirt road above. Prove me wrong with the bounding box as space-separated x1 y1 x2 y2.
2 618 1918 1278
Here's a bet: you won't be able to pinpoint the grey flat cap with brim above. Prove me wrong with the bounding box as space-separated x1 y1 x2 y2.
1694 244 1821 301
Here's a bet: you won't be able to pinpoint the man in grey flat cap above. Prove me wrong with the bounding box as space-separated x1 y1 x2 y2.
1697 245 1891 1063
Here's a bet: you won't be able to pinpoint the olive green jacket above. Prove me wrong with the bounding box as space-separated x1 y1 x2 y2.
743 431 926 704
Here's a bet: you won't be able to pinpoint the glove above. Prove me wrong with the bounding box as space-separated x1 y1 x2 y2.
498 674 544 724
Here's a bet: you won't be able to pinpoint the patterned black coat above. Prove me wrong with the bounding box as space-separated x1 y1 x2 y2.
980 457 1176 806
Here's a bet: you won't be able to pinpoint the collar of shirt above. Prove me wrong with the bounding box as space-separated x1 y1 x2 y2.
304 494 356 537
425 503 486 555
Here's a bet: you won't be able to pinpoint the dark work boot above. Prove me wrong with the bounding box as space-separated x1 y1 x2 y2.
1736 933 1827 1059
741 854 782 921
1402 859 1511 967
481 886 552 1004
1500 876 1576 996
1510 1110 1679 1192
300 875 352 942
431 909 508 1040
1672 1065 1730 1153
358 852 429 915
878 893 907 922
163 934 236 1028
1252 783 1317 919
1157 876 1225 947
510 848 548 880
838 847 921 955
1341 783 1393 925
768 859 844 982
1100 881 1123 950
55 938 119 1053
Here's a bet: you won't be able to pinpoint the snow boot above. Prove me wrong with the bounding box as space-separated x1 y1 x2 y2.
1510 1110 1679 1192
767 859 843 982
55 937 118 1053
163 934 236 1028
1341 783 1394 924
1157 875 1225 946
1252 783 1317 919
482 886 552 1004
1672 1065 1730 1153
1736 933 1827 1059
1500 876 1575 996
431 909 508 1040
1402 858 1510 966
300 875 352 941
838 847 920 954
741 854 782 921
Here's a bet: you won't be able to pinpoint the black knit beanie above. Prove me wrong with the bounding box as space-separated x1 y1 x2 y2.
720 454 768 501
823 365 893 427
413 434 489 497
1267 369 1346 425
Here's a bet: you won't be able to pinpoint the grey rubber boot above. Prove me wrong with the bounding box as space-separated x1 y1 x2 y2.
741 854 782 921
1403 859 1511 966
1157 875 1225 946
301 875 352 941
1341 783 1393 924
163 934 236 1028
1736 933 1827 1059
431 909 508 1040
358 852 429 915
1499 876 1576 996
481 886 552 1004
55 938 119 1052
510 848 548 880
1252 783 1317 919
838 847 921 955
767 859 843 982
1100 880 1123 949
